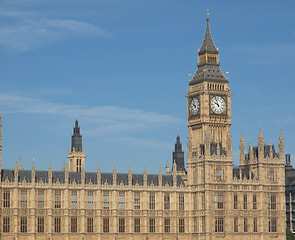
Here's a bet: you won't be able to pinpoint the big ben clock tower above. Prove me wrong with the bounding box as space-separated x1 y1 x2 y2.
187 11 231 150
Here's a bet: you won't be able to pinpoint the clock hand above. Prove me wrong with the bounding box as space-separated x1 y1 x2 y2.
215 100 219 107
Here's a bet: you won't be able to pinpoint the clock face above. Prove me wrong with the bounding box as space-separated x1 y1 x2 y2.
190 97 199 115
210 96 226 114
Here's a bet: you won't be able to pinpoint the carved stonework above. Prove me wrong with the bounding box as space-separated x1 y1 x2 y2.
54 209 62 215
86 210 94 216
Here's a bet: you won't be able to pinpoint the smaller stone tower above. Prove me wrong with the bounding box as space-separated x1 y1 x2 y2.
68 119 86 172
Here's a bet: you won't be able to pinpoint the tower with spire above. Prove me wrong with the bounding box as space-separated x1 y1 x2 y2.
72 119 82 152
187 9 231 147
172 132 186 174
186 10 232 187
68 119 86 172
185 12 286 238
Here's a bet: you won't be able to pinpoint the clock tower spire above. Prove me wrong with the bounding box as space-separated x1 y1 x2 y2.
187 11 231 148
186 11 232 187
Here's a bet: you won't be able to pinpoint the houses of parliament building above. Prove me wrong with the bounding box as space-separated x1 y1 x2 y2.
0 13 286 240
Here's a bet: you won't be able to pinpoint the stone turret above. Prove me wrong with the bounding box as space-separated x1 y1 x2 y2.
158 167 162 187
65 165 69 185
97 164 101 186
31 159 36 184
14 161 18 183
143 167 147 187
249 141 254 162
172 162 177 187
269 141 273 158
239 132 245 165
113 165 117 186
128 166 132 186
48 162 53 184
81 166 85 185
279 129 284 160
258 129 264 161
19 157 23 171
166 161 169 175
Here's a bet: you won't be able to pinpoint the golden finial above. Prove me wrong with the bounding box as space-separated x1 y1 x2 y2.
188 73 191 81
206 9 210 21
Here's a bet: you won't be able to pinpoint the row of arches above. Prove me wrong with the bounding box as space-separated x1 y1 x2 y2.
208 83 224 91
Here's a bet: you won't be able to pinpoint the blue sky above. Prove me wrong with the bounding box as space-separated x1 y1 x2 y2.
0 0 295 174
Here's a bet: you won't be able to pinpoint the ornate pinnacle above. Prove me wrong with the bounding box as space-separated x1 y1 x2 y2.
279 129 283 141
240 131 244 143
128 165 132 174
158 166 162 174
113 163 117 174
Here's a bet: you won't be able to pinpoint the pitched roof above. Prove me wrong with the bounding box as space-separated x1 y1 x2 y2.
199 18 218 55
1 169 185 187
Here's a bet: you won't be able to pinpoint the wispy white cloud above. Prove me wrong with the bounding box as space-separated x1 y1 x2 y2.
0 92 180 134
0 18 111 52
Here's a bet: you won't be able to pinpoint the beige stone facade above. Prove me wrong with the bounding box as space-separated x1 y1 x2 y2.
0 15 286 240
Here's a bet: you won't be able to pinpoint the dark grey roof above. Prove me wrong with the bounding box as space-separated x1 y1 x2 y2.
199 19 218 55
286 176 295 186
199 143 227 156
132 174 143 185
233 167 255 180
86 172 97 184
1 169 185 187
36 171 48 183
245 144 278 160
19 170 31 182
117 174 128 185
285 162 295 187
264 145 278 158
101 173 113 185
210 142 226 156
53 171 65 183
2 170 13 182
69 172 81 184
190 64 227 85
